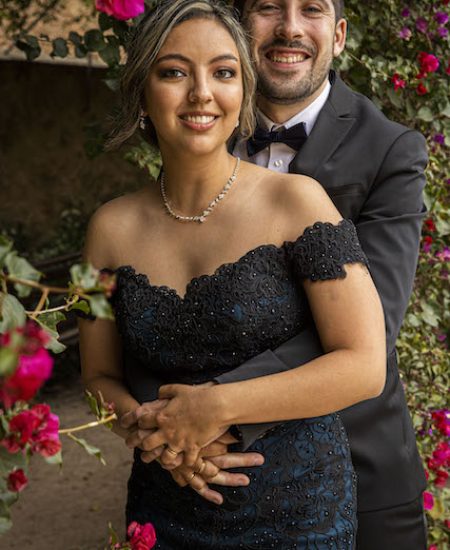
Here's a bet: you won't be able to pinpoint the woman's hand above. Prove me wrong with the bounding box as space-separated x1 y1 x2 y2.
138 383 228 468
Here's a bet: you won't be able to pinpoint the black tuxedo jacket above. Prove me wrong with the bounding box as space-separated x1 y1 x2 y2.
216 71 428 512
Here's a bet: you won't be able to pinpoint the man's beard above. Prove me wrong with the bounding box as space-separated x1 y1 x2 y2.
256 43 333 105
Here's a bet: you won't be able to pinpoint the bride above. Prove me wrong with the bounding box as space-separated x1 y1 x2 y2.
79 1 385 548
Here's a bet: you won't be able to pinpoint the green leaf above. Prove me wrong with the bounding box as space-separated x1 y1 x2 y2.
68 31 82 45
441 102 450 118
421 303 439 328
98 12 113 32
417 106 434 122
0 237 13 267
84 29 105 52
44 450 63 467
4 252 41 298
70 263 98 289
68 300 90 314
36 311 66 354
85 390 101 418
0 447 27 476
0 293 26 332
69 434 106 465
51 38 68 58
387 88 403 109
15 35 41 61
74 43 88 58
0 505 12 535
88 294 114 320
99 43 120 67
0 347 18 377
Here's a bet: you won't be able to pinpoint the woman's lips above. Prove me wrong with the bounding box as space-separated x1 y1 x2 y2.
179 113 218 130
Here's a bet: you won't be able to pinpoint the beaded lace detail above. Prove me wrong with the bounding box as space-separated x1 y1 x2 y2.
111 219 365 549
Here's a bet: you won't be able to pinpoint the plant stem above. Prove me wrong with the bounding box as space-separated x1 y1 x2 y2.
31 288 50 318
25 295 80 316
3 274 69 294
59 413 118 435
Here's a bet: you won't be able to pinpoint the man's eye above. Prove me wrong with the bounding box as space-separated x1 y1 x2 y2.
304 5 323 14
215 69 236 79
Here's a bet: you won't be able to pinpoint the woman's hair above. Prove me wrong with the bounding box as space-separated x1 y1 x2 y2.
106 0 256 150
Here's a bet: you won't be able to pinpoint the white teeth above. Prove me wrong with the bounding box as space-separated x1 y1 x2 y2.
270 54 306 63
183 115 215 124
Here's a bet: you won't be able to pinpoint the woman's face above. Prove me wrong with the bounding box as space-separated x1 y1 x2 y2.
144 18 244 157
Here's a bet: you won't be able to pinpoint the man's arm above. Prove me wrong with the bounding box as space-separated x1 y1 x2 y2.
214 128 428 450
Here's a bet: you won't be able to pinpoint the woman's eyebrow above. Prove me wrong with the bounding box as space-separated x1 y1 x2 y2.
155 53 239 64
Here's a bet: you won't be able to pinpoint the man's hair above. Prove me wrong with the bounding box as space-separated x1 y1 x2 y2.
234 1 345 22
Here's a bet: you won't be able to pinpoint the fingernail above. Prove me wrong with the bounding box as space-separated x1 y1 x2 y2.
213 496 222 505
253 457 264 465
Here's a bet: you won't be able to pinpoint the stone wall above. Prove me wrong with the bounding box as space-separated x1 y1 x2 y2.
0 59 147 254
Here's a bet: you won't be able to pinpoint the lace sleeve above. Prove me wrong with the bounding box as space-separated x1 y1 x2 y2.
288 219 369 281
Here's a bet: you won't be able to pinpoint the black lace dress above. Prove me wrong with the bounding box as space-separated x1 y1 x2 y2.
110 220 368 549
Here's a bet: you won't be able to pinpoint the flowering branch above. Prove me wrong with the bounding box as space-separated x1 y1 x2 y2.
59 413 118 435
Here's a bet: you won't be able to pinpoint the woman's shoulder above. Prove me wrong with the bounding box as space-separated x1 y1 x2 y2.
252 168 342 238
84 189 151 268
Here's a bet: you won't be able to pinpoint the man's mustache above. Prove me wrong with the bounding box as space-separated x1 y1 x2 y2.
259 39 316 58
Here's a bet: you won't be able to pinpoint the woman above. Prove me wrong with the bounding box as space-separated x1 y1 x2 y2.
79 1 386 548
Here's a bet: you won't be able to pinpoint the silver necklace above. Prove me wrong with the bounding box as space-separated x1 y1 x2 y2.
159 157 241 223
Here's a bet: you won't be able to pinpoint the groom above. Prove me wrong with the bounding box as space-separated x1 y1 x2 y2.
124 1 428 547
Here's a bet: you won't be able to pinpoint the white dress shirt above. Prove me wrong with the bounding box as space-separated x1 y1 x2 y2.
233 80 331 173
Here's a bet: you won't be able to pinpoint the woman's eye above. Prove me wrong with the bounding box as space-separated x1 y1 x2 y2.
215 69 236 79
256 3 280 13
160 69 185 78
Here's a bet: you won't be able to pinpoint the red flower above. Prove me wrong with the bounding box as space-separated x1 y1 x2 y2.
423 491 434 510
95 0 145 21
418 52 440 74
8 409 41 448
424 218 437 232
7 469 28 492
433 441 450 467
432 410 450 436
0 348 53 407
127 521 157 550
434 469 449 488
416 83 428 95
446 60 450 75
392 73 406 91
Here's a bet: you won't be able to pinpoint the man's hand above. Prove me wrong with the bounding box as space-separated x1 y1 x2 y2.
163 432 265 505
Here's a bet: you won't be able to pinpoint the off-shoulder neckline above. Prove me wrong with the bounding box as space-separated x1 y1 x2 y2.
108 219 352 302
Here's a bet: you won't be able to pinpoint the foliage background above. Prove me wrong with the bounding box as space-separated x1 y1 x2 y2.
0 0 449 547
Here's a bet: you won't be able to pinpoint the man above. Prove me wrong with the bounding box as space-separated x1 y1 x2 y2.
123 1 428 547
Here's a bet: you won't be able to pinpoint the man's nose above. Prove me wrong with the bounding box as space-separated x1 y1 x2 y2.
274 6 305 41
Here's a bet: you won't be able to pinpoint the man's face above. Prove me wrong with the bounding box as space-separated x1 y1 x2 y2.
242 0 346 106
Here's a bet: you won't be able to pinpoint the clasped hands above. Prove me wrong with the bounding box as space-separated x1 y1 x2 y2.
120 382 264 505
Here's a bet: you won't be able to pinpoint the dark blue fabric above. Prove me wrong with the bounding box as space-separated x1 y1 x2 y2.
111 220 367 549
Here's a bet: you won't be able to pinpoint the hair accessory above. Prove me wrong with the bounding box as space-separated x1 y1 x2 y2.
160 157 241 223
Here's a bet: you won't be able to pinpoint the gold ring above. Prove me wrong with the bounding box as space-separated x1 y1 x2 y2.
187 471 196 482
195 462 206 475
166 446 179 457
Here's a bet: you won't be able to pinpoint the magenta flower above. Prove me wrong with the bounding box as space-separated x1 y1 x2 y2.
418 52 440 74
436 247 450 261
438 27 449 37
416 17 428 33
127 521 157 549
398 26 412 40
401 7 411 17
7 469 28 493
95 0 145 21
435 11 449 25
392 73 407 91
434 133 445 144
423 491 434 510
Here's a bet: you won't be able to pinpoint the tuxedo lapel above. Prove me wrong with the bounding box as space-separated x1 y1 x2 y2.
289 72 356 178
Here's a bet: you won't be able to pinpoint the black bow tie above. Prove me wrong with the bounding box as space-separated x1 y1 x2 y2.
247 121 308 157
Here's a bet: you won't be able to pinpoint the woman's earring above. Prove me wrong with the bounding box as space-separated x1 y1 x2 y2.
139 114 147 130
235 119 240 129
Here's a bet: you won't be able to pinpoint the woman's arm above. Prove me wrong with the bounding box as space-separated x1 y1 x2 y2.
142 248 386 467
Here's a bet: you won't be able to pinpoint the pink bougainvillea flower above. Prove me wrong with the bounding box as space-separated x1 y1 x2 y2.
416 82 428 96
446 61 450 75
418 52 440 74
422 235 433 252
434 469 449 488
127 521 157 550
8 409 41 448
436 247 450 262
433 133 445 145
398 26 412 40
432 410 450 436
392 73 406 91
29 403 61 457
438 27 449 37
416 17 428 33
0 347 53 407
95 0 145 21
423 491 434 510
432 441 450 467
428 546 438 550
7 468 28 492
435 11 449 25
401 7 410 17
